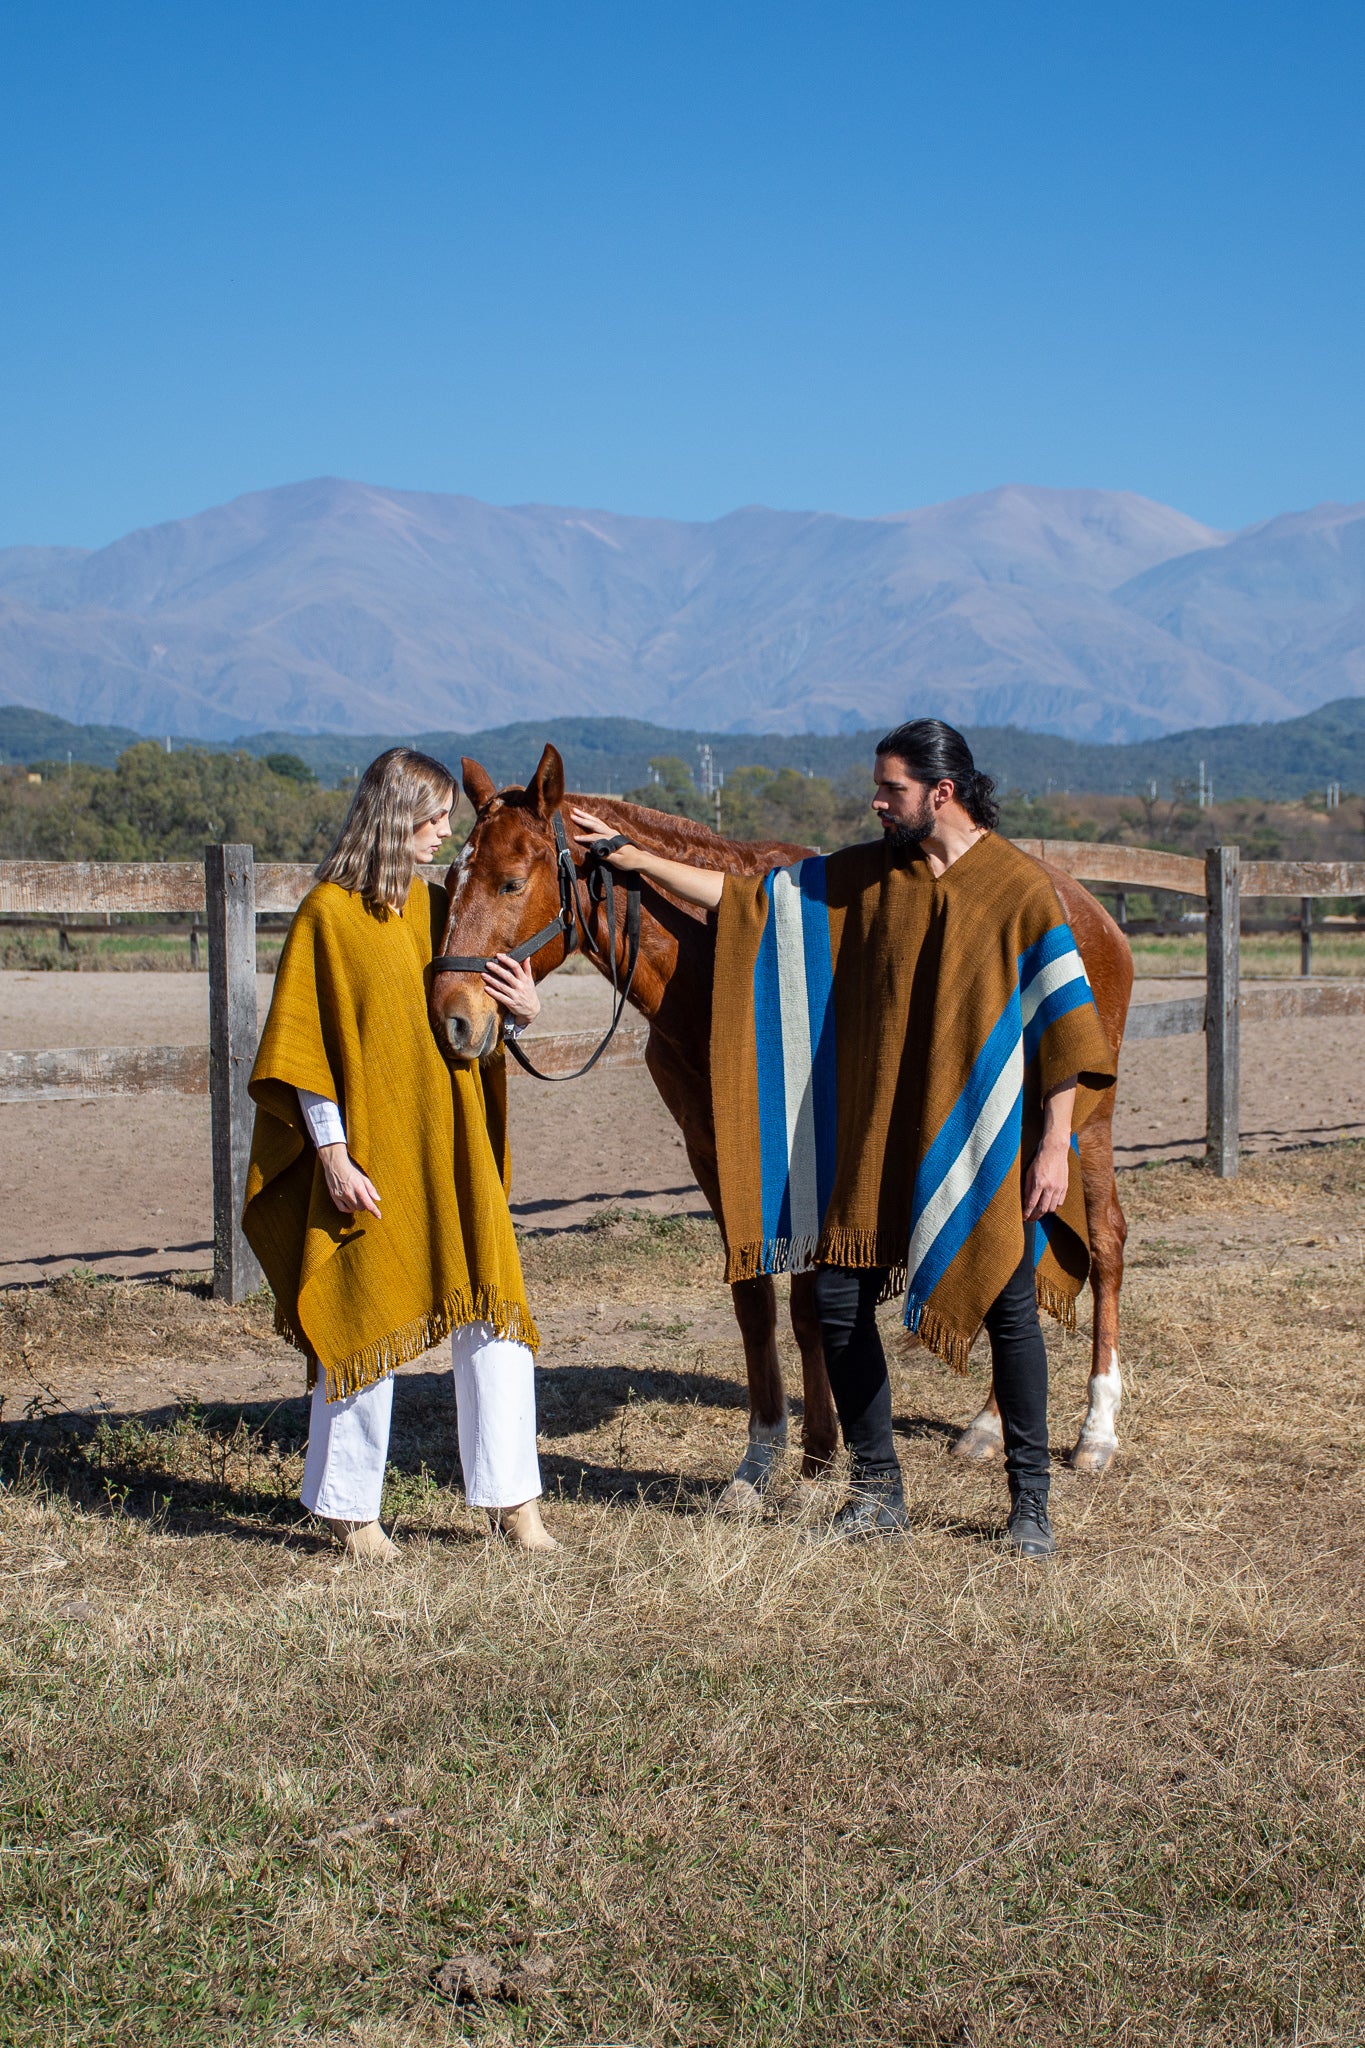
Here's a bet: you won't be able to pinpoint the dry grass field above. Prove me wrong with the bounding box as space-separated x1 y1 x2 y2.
3 1145 1364 2046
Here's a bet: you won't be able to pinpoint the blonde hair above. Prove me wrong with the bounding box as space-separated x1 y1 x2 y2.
315 748 456 911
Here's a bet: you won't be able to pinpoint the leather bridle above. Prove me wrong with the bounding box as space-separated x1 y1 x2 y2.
431 811 643 1081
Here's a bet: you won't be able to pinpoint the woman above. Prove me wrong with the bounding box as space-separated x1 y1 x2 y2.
243 747 559 1560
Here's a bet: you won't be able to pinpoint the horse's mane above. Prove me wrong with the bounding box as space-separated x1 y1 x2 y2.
569 792 809 876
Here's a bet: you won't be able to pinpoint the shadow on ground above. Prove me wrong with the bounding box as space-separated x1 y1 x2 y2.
0 1360 762 1535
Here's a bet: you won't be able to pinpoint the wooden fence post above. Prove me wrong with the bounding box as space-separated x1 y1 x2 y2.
207 843 263 1302
1205 844 1241 1178
1300 896 1312 977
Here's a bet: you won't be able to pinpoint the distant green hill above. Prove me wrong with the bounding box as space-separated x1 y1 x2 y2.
0 705 145 769
4 699 1364 800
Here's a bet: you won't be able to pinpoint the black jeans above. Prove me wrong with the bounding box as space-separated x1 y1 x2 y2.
812 1222 1051 1497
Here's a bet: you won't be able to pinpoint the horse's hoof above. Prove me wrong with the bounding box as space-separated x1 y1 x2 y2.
714 1478 766 1518
951 1424 1003 1463
1069 1437 1116 1476
784 1479 834 1521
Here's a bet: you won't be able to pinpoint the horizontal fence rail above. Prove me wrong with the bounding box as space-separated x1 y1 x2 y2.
1240 859 1365 899
1012 839 1207 895
506 1024 649 1077
6 851 1364 917
0 1044 209 1103
1121 979 1365 1045
4 841 1365 1294
1 861 329 916
9 976 1355 1091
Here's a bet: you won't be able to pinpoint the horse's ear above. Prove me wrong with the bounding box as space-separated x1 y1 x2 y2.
525 744 565 818
461 756 497 813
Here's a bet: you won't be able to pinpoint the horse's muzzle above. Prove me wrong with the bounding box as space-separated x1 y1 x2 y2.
441 1010 498 1061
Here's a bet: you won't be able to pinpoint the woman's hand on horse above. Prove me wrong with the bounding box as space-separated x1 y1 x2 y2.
482 953 541 1026
318 1144 383 1220
569 809 648 872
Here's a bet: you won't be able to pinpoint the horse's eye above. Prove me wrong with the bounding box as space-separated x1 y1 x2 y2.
498 877 528 895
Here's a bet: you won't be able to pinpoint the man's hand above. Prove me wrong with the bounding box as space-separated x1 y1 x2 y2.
1023 1133 1071 1221
1023 1076 1077 1223
482 952 541 1027
318 1143 382 1220
569 808 650 872
568 806 724 911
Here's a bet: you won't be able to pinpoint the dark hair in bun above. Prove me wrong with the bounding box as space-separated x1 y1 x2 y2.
875 718 999 830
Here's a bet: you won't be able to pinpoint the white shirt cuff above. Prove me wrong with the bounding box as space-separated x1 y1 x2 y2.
297 1087 346 1149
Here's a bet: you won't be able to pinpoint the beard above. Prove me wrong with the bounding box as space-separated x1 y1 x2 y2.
882 795 936 851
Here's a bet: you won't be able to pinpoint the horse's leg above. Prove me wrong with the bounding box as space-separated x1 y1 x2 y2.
643 1050 793 1515
714 1274 788 1516
788 1270 838 1480
1069 1111 1126 1474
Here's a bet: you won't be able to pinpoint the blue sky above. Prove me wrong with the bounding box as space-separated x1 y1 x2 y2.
2 0 1362 547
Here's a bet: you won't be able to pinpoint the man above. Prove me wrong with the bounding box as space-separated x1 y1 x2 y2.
572 719 1116 1556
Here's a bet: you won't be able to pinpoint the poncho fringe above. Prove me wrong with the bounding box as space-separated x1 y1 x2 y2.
725 1228 1075 1374
282 1286 541 1400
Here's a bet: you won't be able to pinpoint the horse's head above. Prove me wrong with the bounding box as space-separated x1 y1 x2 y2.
430 743 571 1063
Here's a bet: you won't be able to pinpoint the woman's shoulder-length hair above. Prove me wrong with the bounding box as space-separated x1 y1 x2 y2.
315 747 456 912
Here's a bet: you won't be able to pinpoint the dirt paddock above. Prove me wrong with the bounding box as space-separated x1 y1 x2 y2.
4 967 1365 1289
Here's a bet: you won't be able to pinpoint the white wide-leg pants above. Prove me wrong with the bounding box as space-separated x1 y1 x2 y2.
299 1322 542 1522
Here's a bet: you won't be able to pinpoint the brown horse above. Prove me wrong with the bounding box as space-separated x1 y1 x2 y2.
431 744 1133 1507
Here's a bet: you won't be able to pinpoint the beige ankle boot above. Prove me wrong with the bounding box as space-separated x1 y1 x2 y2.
488 1500 560 1552
325 1517 401 1563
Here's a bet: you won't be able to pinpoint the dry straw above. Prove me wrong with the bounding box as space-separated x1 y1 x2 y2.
2 1147 1364 2044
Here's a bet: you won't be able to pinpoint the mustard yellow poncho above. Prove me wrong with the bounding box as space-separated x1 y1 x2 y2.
243 877 537 1398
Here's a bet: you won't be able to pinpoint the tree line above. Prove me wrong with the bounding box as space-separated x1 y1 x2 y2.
0 745 352 863
0 742 881 862
1 739 1356 871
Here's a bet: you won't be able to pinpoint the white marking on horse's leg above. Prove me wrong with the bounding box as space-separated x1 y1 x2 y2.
722 1409 787 1502
952 1403 1004 1462
1070 1349 1122 1474
715 1409 788 1513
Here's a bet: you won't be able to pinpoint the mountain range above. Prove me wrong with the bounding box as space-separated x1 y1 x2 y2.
2 479 1364 743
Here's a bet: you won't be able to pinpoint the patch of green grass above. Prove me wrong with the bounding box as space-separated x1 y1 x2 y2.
1129 930 1365 978
0 928 284 972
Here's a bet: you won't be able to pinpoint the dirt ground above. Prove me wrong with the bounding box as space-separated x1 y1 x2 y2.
4 965 1365 1291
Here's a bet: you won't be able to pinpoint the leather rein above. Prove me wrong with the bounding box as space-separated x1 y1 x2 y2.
430 811 643 1081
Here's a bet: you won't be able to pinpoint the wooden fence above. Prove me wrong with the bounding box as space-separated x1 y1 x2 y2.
3 843 1364 1299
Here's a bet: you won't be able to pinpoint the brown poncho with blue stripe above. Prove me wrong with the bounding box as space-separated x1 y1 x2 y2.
710 834 1117 1370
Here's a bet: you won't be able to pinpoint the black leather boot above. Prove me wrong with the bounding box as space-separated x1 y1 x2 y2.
813 1472 910 1544
1003 1486 1055 1558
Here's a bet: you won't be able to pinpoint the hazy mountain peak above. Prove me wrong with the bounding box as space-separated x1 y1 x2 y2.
882 483 1225 590
0 479 1357 743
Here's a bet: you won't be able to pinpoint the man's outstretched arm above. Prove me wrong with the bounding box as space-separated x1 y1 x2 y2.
570 807 725 911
